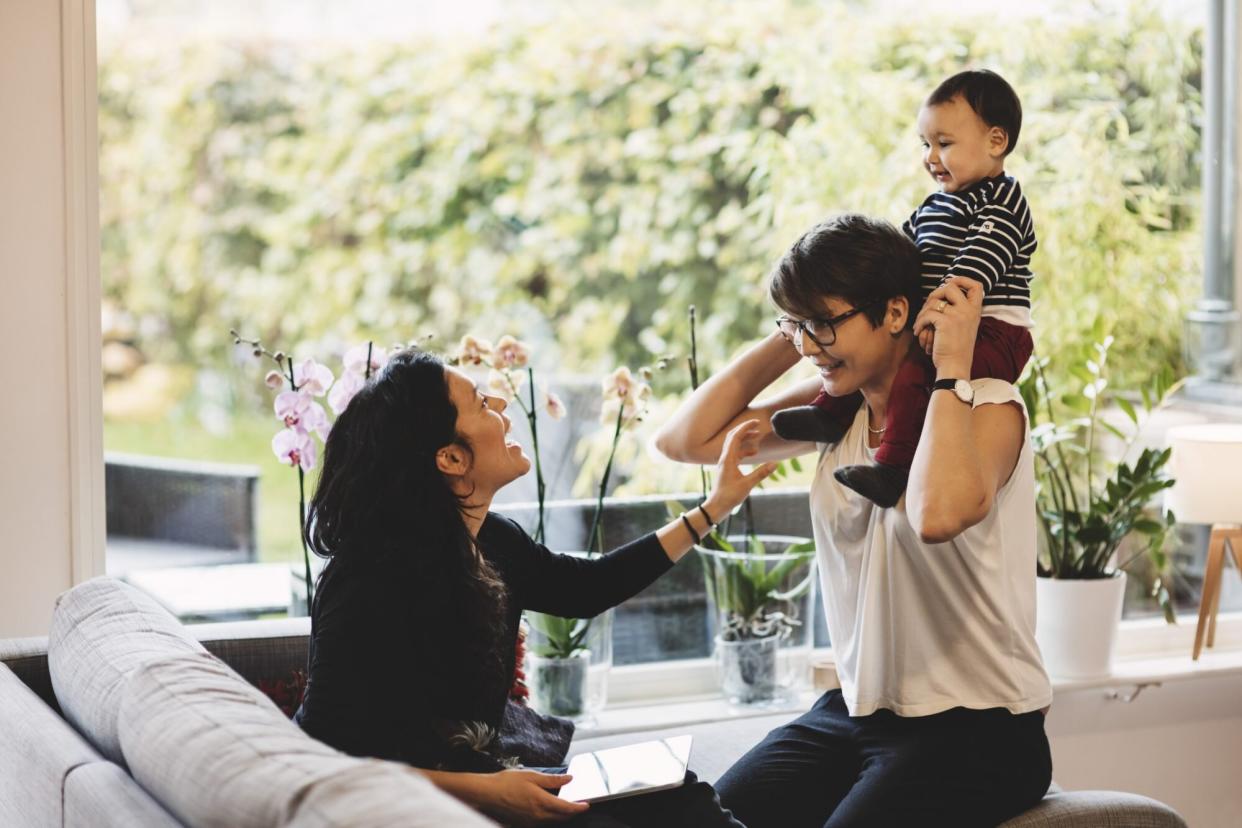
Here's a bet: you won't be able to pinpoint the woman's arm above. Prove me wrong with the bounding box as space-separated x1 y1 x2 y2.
518 420 781 618
422 768 588 826
654 330 820 465
907 277 1024 543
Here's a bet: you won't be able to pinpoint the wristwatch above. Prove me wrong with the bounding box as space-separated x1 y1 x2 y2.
932 378 974 405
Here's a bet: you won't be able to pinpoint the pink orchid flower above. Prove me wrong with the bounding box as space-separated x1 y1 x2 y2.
601 366 635 403
328 370 364 416
492 335 531 370
302 399 332 440
275 391 331 440
343 343 388 378
544 391 567 420
600 367 650 426
272 428 317 471
292 358 334 397
458 335 494 366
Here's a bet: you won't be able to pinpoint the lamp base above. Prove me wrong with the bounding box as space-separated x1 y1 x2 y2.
1193 524 1242 660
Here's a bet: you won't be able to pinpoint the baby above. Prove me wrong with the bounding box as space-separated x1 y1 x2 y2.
772 69 1036 507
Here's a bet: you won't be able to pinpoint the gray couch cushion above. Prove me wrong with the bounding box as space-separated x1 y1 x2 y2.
118 653 493 828
1 663 174 828
998 790 1187 828
49 577 207 764
0 663 103 828
64 762 181 828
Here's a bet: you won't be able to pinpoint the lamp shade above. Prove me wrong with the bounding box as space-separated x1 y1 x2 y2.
1165 424 1242 525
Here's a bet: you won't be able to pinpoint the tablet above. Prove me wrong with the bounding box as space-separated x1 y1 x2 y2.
557 735 693 804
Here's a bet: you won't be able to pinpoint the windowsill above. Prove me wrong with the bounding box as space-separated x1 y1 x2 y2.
583 618 1242 738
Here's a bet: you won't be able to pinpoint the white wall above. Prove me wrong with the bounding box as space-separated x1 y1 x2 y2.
1048 674 1242 827
0 1 76 637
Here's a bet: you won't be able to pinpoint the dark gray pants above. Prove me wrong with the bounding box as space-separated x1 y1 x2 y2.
714 690 1051 828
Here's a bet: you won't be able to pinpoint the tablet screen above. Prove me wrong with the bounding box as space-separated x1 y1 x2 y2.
558 735 693 803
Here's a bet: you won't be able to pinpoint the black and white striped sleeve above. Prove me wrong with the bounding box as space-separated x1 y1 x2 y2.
902 208 918 241
945 195 1024 294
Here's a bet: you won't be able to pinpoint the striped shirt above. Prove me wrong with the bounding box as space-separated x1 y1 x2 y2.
903 173 1036 327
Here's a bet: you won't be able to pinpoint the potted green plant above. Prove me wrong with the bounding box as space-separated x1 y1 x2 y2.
1020 335 1182 680
679 306 817 706
697 531 817 705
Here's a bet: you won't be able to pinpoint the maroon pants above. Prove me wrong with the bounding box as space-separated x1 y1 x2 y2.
812 318 1033 468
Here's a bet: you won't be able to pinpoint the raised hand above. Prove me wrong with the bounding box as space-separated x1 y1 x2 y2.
706 419 780 517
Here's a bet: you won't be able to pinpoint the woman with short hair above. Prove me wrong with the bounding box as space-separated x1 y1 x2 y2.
655 214 1053 827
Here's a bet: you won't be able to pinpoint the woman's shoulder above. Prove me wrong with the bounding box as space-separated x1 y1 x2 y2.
480 512 535 550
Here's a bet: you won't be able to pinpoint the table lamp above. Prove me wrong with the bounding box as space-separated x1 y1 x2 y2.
1165 424 1242 660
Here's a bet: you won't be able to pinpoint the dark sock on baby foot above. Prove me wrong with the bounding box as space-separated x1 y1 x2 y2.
771 406 847 444
833 463 909 508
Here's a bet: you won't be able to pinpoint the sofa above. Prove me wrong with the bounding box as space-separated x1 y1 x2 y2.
0 577 1188 827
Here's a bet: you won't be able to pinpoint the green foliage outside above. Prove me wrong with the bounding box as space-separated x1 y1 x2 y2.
99 1 1204 559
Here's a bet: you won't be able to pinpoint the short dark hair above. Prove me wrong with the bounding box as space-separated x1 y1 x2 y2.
927 69 1022 156
768 213 922 330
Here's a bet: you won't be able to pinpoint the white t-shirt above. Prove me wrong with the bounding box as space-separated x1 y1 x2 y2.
808 378 1052 717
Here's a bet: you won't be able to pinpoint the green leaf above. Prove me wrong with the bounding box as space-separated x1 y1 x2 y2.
1115 396 1138 424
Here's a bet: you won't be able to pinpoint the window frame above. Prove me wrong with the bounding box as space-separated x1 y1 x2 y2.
75 1 1242 695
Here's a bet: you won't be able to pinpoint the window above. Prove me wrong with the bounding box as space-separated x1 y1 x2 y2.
97 0 1229 661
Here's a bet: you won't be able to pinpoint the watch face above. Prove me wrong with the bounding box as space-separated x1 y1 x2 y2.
954 379 974 403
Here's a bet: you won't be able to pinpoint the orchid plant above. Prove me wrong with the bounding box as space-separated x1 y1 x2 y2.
534 364 653 660
232 330 389 605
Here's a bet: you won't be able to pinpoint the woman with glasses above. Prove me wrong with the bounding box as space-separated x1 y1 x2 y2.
655 213 1052 828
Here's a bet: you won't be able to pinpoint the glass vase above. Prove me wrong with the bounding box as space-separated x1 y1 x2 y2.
697 534 817 707
524 604 613 723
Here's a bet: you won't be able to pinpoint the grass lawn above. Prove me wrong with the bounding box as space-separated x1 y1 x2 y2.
105 412 319 565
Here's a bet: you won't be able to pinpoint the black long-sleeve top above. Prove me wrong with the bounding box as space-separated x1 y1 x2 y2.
295 512 671 770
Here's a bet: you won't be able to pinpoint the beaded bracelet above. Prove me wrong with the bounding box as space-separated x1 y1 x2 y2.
680 512 702 545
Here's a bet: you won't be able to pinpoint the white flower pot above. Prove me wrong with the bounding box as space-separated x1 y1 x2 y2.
1035 572 1127 680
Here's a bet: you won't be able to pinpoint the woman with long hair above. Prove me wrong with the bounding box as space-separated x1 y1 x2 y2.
295 348 767 827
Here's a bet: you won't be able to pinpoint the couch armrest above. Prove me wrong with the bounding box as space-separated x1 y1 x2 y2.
192 617 310 688
998 789 1188 827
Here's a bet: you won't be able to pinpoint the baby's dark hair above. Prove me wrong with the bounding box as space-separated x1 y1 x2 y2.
927 69 1022 156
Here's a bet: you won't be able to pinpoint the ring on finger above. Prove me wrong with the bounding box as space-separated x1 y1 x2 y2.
936 299 948 312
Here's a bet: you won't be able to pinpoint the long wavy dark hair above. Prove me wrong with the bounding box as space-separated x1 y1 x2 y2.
305 349 509 717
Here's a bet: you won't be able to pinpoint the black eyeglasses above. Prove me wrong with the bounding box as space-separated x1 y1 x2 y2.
775 300 883 349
